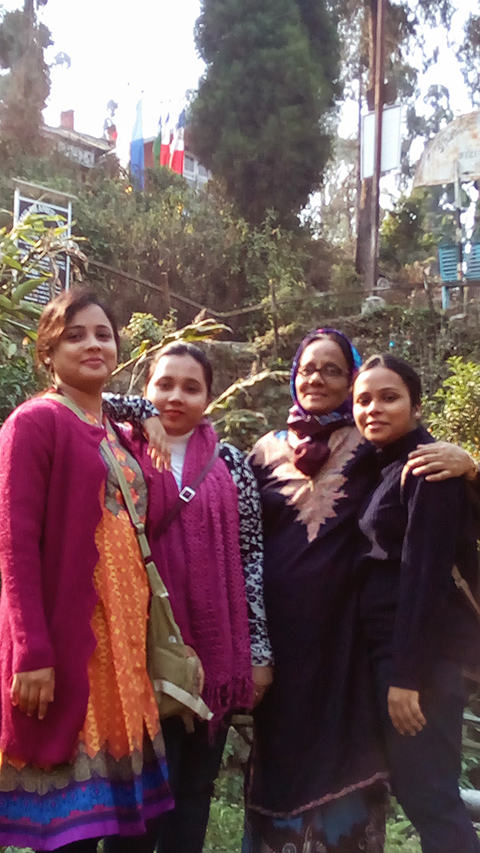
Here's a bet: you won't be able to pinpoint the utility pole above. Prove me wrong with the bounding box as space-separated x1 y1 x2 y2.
368 0 385 295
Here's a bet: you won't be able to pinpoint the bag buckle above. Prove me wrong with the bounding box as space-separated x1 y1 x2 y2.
179 486 196 503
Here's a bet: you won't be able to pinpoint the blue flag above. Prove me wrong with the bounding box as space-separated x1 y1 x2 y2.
130 99 145 190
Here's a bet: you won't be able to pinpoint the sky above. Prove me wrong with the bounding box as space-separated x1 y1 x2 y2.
1 0 475 169
32 0 204 161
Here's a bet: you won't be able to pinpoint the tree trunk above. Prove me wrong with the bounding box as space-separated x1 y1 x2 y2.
355 177 373 279
24 0 35 20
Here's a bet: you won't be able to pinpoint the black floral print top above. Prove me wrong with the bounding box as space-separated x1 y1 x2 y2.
102 393 273 666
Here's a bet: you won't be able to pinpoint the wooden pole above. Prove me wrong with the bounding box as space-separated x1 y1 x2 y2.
369 0 385 295
355 59 363 243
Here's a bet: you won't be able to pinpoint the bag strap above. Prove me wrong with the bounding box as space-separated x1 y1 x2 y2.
452 565 480 624
45 393 168 600
152 443 220 539
399 456 480 624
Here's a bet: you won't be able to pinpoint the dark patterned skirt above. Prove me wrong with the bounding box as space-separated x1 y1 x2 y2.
243 786 386 853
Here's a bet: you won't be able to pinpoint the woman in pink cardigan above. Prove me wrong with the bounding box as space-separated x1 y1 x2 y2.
0 290 173 852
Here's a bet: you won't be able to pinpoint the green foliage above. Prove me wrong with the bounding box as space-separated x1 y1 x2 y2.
380 190 439 269
385 800 421 852
0 333 39 424
380 185 458 272
457 11 480 105
0 211 85 421
207 369 290 449
0 143 353 341
0 212 86 336
114 316 232 393
425 357 480 460
122 311 177 360
190 0 340 227
71 171 315 332
204 793 244 852
328 260 363 315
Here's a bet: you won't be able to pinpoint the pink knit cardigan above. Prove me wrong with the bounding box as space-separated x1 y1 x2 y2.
0 397 108 766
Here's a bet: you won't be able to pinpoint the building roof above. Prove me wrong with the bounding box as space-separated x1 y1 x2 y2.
44 124 114 153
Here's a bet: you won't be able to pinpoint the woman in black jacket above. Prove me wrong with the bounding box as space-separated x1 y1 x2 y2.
353 353 480 853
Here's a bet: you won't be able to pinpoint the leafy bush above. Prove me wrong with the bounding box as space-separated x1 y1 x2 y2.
0 335 39 423
425 356 480 459
122 311 177 361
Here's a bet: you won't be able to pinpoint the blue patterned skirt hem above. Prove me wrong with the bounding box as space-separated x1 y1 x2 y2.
0 754 173 851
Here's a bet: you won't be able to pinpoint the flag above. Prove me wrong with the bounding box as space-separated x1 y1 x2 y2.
153 116 162 164
170 109 185 175
130 99 144 190
160 113 173 166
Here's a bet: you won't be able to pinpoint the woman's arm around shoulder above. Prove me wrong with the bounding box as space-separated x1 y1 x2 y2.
220 442 274 674
404 440 478 482
102 393 170 469
102 392 158 424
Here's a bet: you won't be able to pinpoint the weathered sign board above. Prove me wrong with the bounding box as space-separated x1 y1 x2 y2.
414 110 480 187
13 180 75 305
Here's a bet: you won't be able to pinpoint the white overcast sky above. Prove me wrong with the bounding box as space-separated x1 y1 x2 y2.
0 0 474 167
35 0 204 161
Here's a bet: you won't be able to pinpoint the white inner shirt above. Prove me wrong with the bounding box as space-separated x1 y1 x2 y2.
169 429 194 489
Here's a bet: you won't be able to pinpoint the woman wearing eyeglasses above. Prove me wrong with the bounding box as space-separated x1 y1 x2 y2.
243 328 475 853
244 328 388 853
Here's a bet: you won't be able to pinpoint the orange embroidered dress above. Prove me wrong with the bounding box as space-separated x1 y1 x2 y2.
0 421 173 850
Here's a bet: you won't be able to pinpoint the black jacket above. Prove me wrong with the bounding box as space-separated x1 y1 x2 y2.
357 425 480 690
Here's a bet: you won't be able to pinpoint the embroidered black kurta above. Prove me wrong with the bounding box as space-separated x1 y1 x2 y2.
247 426 386 817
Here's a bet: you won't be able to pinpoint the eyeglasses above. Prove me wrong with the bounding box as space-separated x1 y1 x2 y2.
297 363 348 381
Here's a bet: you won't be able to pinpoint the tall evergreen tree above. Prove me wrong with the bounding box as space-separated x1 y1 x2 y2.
0 1 52 155
190 0 340 227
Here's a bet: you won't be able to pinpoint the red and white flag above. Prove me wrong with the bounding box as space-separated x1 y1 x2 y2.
170 110 185 175
160 113 173 166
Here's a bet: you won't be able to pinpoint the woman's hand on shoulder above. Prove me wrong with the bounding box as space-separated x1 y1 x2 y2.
404 441 477 482
387 686 426 736
144 416 171 472
252 665 274 707
11 667 55 720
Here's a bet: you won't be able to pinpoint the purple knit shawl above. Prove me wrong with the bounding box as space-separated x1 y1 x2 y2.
142 419 253 722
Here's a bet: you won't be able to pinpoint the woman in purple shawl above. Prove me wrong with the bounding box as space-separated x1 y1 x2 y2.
104 341 274 853
244 328 474 853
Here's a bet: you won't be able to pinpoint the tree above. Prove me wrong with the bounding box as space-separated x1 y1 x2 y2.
309 137 358 251
379 188 445 269
0 207 86 422
190 0 340 228
425 357 480 461
0 0 52 154
457 10 480 105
